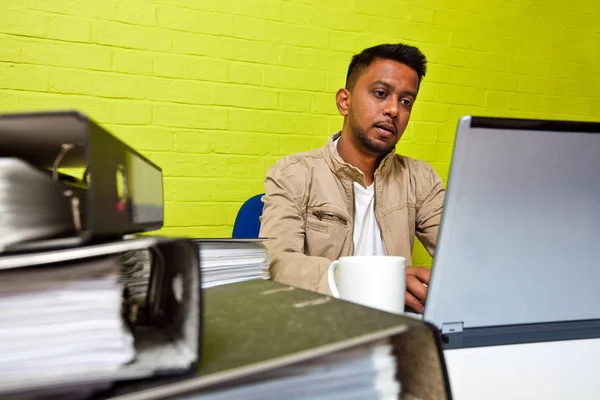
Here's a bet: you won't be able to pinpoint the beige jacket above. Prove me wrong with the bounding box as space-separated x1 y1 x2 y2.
259 132 445 295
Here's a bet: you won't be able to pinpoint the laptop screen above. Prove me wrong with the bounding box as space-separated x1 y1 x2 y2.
425 116 600 331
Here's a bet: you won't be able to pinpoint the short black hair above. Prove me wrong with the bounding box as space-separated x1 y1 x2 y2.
345 43 427 90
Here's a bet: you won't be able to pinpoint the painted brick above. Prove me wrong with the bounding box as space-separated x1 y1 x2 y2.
263 111 328 135
160 226 233 238
157 7 233 36
280 46 351 71
411 122 438 143
280 2 312 25
0 8 45 37
397 142 437 162
434 9 506 36
232 16 267 42
0 63 48 91
416 84 435 102
411 102 450 123
310 92 338 115
33 0 118 20
436 84 485 107
168 79 212 105
279 91 311 112
48 67 93 95
145 152 227 177
92 73 157 100
355 33 393 54
18 91 113 122
174 130 211 154
165 202 236 226
280 135 315 155
212 0 282 20
0 90 23 111
506 21 552 44
435 143 454 163
228 109 266 132
92 21 171 52
112 48 154 75
152 0 212 12
450 30 516 55
226 155 272 179
265 21 329 49
0 35 21 63
172 31 211 56
326 71 346 92
109 100 152 124
211 36 281 65
211 83 279 110
327 115 343 134
109 125 174 151
397 22 451 47
21 39 112 71
357 15 399 38
164 178 209 202
210 132 280 155
229 62 263 85
329 31 357 53
311 7 359 31
153 103 228 129
263 66 326 91
484 91 508 110
45 14 90 43
207 177 265 202
117 0 156 26
154 53 228 82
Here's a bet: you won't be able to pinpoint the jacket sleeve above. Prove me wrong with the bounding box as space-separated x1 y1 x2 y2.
415 164 446 257
258 162 333 295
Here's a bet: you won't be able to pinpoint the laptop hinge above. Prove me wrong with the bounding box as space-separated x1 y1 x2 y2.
442 322 464 334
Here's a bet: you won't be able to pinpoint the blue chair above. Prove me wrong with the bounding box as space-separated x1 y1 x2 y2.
232 193 265 239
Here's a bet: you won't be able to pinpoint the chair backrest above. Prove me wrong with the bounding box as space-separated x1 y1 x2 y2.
232 193 265 239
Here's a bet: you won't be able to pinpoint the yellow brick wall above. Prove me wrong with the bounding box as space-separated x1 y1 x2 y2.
1 0 598 266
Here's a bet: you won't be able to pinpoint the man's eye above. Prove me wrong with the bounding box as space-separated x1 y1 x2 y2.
400 99 413 107
374 90 386 98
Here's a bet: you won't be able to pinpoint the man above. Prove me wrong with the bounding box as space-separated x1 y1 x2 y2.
259 43 445 313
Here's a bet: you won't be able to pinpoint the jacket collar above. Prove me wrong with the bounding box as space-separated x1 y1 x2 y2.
323 132 398 186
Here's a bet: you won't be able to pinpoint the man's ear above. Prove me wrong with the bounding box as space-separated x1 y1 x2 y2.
335 88 351 116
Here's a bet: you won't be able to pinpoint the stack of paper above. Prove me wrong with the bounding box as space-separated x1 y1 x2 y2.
0 256 135 394
182 339 400 400
196 240 270 288
0 158 74 252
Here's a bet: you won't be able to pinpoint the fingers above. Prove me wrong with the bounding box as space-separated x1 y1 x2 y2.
406 266 431 285
406 275 428 302
405 291 424 313
405 271 429 314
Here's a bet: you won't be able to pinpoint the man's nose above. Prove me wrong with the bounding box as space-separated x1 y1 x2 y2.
383 97 399 118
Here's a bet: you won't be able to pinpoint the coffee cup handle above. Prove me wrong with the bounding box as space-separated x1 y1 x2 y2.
327 260 341 298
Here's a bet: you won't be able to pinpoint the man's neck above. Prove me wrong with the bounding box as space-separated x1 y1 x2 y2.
337 132 381 186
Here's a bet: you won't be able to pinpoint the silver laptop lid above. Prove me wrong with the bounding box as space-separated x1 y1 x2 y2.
425 116 600 331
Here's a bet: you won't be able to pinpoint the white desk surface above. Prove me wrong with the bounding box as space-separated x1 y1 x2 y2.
444 338 600 399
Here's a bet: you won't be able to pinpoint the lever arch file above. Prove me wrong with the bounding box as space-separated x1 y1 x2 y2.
0 110 164 252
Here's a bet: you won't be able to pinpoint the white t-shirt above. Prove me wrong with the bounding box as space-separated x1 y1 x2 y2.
334 138 387 256
352 182 387 256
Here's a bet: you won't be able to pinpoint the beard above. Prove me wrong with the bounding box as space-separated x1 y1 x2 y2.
349 112 397 155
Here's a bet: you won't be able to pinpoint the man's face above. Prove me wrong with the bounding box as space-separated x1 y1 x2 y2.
342 58 419 156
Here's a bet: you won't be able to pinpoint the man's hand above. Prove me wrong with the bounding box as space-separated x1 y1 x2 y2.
405 266 431 313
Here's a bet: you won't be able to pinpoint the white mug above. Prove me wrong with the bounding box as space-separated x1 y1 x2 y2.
327 256 406 315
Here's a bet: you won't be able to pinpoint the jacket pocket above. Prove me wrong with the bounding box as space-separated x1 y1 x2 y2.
305 207 349 259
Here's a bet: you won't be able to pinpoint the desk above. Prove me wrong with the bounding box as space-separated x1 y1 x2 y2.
444 338 600 399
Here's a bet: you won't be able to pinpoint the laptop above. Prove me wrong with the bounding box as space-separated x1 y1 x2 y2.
423 115 600 349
